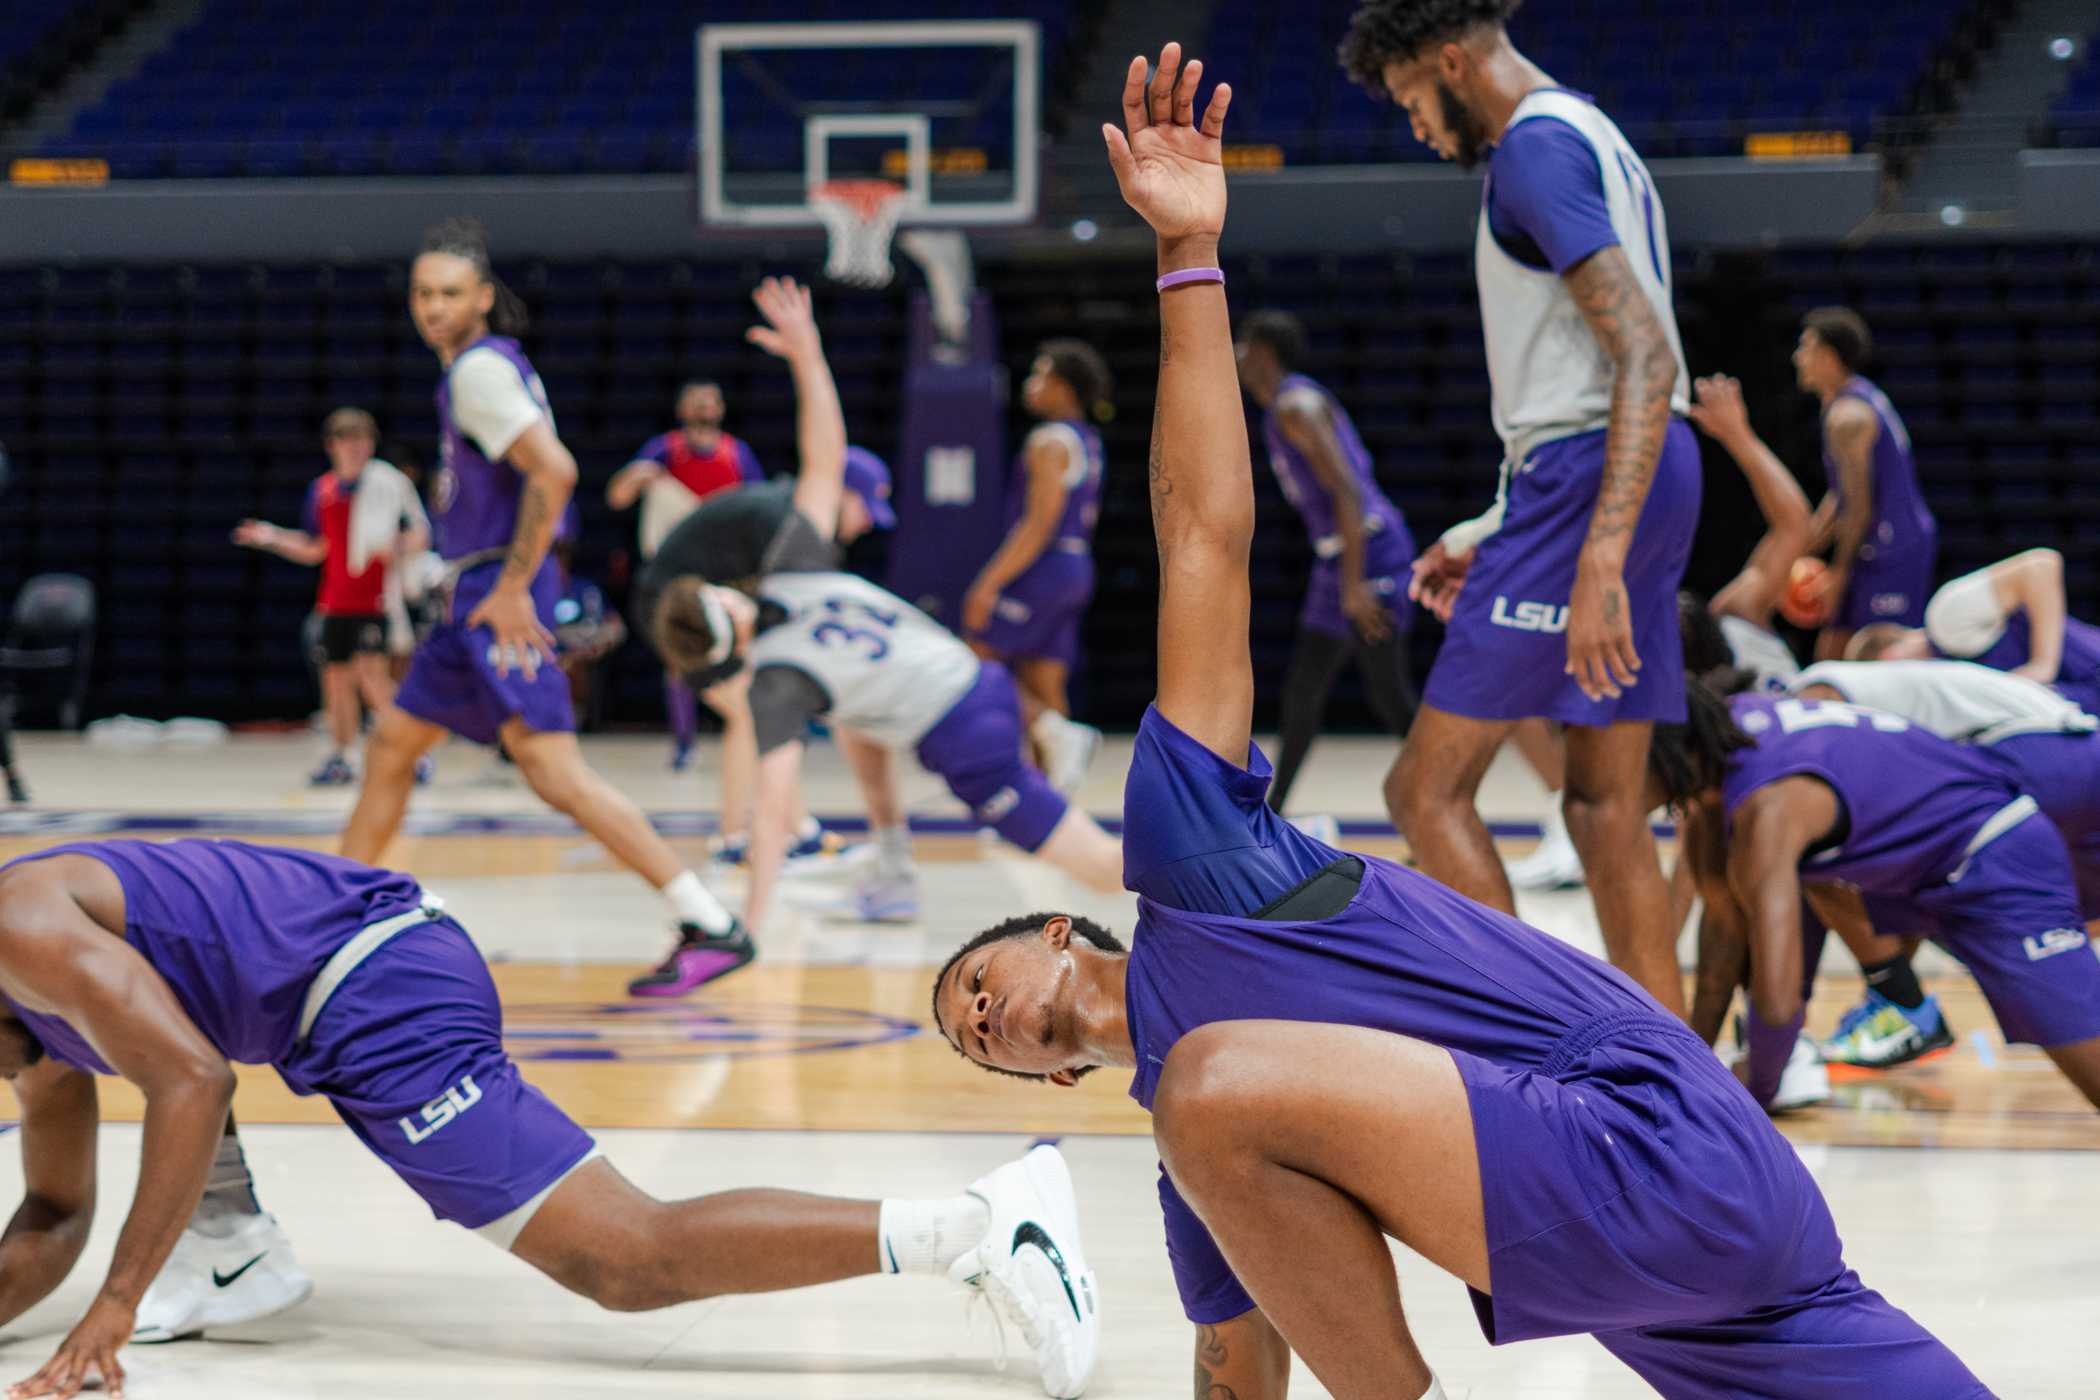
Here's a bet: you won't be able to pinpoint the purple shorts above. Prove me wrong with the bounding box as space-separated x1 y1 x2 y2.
915 661 1068 852
1300 528 1416 639
1456 1014 1989 1395
1834 535 1936 631
1987 732 2100 920
278 917 595 1231
395 561 576 747
1915 810 2100 1047
1423 422 1700 726
974 549 1093 669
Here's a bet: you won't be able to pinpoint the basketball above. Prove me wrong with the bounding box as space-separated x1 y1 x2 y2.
1780 556 1833 628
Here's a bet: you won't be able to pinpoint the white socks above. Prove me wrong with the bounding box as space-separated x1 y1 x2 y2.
874 824 915 881
663 870 734 935
877 1194 990 1277
1416 1377 1446 1400
1029 709 1070 746
1540 799 1569 848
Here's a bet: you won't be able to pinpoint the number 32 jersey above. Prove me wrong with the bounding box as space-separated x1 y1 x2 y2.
750 571 980 749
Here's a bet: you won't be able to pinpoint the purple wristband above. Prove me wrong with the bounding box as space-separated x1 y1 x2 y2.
1156 267 1225 293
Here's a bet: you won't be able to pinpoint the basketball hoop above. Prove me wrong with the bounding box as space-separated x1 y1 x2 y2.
812 179 907 289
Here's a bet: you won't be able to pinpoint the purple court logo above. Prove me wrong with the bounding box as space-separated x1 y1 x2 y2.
503 1001 919 1064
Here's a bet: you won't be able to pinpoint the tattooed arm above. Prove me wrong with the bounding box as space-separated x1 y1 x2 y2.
465 417 573 673
1101 41 1251 762
1193 1310 1291 1399
1562 245 1680 702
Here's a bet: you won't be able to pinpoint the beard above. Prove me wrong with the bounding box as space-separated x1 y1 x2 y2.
1438 80 1489 169
681 414 724 434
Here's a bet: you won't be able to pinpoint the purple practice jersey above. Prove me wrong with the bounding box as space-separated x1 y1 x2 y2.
432 335 554 560
1824 376 1935 570
1007 419 1104 550
1934 611 2100 717
0 840 426 1070
1261 374 1411 557
1721 692 2019 895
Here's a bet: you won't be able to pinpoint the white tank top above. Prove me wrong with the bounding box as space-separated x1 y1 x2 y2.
750 572 981 749
1793 660 2096 746
1475 89 1690 464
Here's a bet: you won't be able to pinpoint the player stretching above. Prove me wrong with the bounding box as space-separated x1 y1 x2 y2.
1791 307 1938 658
1346 0 1700 1014
0 840 1097 1398
234 408 428 786
1850 547 2100 713
961 339 1112 792
1234 309 1418 814
606 379 765 771
935 45 1989 1397
339 218 749 976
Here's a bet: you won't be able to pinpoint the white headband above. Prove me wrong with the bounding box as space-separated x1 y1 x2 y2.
695 586 735 667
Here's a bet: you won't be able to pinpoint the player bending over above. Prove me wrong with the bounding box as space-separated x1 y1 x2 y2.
0 840 1097 1398
933 42 1989 1400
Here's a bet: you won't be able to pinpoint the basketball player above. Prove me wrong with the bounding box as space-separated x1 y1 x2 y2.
1233 309 1418 813
233 409 428 786
335 219 748 981
606 380 765 771
961 339 1112 792
1652 676 2100 1121
1792 307 1938 659
0 840 1098 1399
1850 547 2100 714
1345 0 1701 1015
935 47 1990 1397
652 561 1126 954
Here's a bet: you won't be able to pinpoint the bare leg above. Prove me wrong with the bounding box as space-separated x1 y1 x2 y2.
1386 704 1517 913
2041 1035 2100 1111
512 1159 881 1310
504 722 685 888
1154 1020 1485 1399
1013 656 1071 719
352 652 397 715
700 680 757 840
321 662 359 754
1507 716 1564 793
1035 808 1123 892
339 706 447 864
1562 721 1684 1017
836 730 903 829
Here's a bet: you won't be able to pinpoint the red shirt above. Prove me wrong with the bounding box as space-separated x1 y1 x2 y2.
638 429 764 501
303 473 386 616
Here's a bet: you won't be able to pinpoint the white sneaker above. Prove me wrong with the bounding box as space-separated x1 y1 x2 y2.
1506 823 1584 890
948 1145 1100 1398
1724 1032 1832 1114
132 1211 313 1343
1040 718 1103 797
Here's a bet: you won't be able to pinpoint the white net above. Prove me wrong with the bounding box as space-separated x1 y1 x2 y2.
811 180 907 289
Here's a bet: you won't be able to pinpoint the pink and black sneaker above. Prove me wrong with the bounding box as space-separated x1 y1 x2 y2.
626 920 755 997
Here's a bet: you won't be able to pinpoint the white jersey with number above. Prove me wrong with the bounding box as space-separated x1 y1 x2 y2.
1475 89 1690 463
1720 615 1800 690
750 572 979 749
1791 659 2096 746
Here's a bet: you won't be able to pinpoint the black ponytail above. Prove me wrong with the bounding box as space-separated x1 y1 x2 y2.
1649 672 1756 811
418 215 529 337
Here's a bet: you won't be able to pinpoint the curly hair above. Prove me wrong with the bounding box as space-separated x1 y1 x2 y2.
1648 672 1757 812
1036 339 1114 423
1339 0 1524 92
930 911 1127 1082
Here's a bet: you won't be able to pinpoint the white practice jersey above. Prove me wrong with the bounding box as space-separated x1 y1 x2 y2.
1721 615 1800 691
1475 89 1690 464
749 571 979 749
1792 659 2097 746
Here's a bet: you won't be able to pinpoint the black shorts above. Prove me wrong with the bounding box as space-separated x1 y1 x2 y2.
314 613 387 665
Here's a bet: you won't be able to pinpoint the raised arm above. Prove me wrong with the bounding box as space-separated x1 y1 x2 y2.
1989 548 2067 682
1562 245 1681 701
1195 1310 1292 1399
1102 42 1248 762
744 277 848 543
1274 398 1387 642
1688 375 1813 626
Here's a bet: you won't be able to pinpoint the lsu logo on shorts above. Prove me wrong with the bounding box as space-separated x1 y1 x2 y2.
1490 596 1569 634
2022 928 2090 962
400 1074 484 1145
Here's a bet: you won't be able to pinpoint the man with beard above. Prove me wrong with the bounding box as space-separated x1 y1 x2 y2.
1342 0 1702 1016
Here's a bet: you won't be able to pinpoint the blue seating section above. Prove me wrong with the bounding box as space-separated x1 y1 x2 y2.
2 244 2095 726
37 0 1071 179
0 4 81 98
2048 32 2100 147
1211 0 1968 163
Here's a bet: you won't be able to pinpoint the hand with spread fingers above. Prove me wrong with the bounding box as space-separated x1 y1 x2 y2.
9 1292 131 1399
745 276 822 363
1100 42 1233 242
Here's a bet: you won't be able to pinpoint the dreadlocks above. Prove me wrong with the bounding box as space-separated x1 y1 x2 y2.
1648 672 1756 812
418 215 529 337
